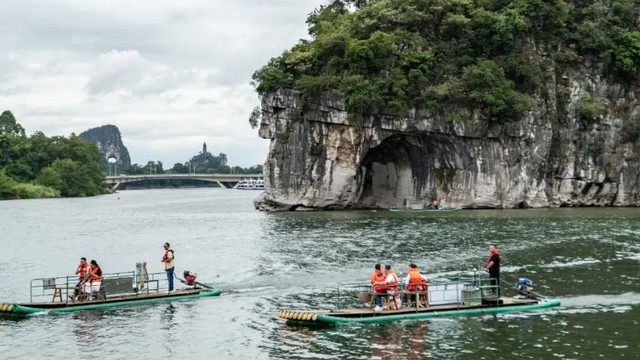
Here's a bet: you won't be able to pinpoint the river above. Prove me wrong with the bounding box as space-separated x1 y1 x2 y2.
0 189 639 359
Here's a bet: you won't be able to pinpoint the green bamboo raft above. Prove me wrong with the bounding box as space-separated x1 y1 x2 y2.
278 297 560 325
0 269 221 317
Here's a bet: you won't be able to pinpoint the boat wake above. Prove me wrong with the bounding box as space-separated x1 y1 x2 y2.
224 285 277 295
557 292 640 314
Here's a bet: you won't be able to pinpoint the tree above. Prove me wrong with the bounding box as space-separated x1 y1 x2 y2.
0 170 16 198
0 112 109 199
0 111 25 137
249 106 261 129
251 0 639 123
172 163 188 174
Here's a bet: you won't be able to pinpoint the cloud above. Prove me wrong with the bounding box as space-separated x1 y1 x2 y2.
0 0 322 167
85 50 210 98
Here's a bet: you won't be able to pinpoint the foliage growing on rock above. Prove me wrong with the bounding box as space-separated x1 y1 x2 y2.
252 0 640 123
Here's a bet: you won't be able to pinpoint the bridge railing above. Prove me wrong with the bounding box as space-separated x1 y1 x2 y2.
106 173 263 180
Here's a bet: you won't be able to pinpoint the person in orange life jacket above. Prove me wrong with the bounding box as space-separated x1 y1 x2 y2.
370 263 383 285
370 264 386 310
372 271 388 311
484 243 501 297
385 265 400 309
405 263 428 307
83 260 102 298
73 257 90 299
162 242 175 291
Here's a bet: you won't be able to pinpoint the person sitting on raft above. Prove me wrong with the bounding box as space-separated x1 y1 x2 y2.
83 260 103 300
73 257 90 301
370 263 383 285
405 263 428 307
385 265 400 310
372 265 388 311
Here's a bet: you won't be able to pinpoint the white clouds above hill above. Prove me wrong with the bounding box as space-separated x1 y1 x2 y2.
0 0 322 167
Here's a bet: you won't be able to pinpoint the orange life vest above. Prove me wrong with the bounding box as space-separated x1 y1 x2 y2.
406 268 427 291
77 263 89 280
370 269 382 284
88 266 102 284
373 273 387 293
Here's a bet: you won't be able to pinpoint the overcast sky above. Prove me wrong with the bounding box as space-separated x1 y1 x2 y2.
0 0 324 167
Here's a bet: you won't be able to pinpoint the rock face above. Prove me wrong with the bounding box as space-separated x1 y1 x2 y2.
255 81 640 211
79 125 131 167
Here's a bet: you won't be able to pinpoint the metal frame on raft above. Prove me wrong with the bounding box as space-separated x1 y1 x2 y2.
0 265 223 317
28 270 173 304
336 272 500 310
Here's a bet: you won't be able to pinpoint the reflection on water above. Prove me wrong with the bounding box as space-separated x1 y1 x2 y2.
72 311 106 346
161 303 176 330
161 304 177 356
1 190 640 359
370 323 429 360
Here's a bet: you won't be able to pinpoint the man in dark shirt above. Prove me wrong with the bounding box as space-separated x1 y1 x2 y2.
485 243 501 297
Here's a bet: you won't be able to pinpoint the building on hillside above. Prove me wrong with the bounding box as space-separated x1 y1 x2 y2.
188 142 227 171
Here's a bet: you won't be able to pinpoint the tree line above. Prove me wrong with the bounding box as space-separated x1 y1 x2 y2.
0 111 110 199
1 110 265 199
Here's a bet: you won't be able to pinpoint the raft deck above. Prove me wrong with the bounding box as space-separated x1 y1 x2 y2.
279 297 560 324
323 296 536 317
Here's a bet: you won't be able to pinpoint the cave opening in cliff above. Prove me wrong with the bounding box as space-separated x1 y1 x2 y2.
358 134 455 208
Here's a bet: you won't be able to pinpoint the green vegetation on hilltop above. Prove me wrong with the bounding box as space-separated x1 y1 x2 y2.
252 0 640 124
0 111 111 200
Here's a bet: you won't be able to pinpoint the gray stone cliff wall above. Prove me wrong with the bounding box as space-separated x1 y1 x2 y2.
79 125 132 167
255 73 640 211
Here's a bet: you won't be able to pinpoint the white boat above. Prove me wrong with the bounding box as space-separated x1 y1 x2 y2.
234 179 264 190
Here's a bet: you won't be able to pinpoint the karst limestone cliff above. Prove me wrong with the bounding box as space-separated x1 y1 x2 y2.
79 125 131 167
251 0 640 211
255 83 640 211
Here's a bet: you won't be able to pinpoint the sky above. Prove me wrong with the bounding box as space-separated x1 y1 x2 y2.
0 0 324 167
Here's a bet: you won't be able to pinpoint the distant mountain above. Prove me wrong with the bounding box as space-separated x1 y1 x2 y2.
79 125 131 167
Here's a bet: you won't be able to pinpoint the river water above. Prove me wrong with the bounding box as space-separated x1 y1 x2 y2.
0 189 639 359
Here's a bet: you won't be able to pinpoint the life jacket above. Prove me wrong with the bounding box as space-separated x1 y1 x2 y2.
77 263 90 280
373 273 387 293
162 249 175 262
89 266 102 284
370 269 382 284
386 269 399 291
406 268 427 291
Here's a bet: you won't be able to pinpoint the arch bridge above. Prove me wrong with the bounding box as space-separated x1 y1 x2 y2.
105 173 263 190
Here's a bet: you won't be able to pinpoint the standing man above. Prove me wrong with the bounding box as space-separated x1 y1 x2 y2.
162 242 175 292
485 243 501 297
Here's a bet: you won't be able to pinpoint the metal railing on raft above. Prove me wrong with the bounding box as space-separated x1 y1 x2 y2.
28 271 176 304
336 273 501 311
